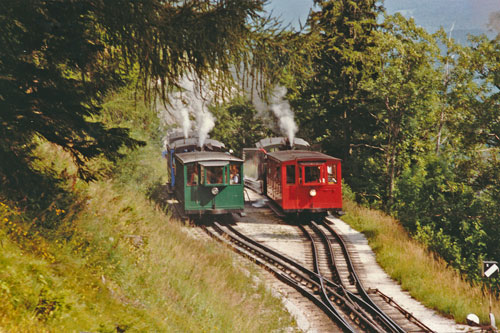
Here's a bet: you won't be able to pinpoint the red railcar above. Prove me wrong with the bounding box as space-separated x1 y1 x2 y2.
266 150 342 214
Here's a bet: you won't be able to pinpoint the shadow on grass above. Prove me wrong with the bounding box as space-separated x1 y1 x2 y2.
362 229 378 239
147 182 172 212
0 150 78 230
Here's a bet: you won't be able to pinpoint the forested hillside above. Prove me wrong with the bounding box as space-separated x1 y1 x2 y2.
1 0 499 329
294 2 500 291
211 1 500 292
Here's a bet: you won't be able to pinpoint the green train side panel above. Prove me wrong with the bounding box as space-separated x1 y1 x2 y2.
174 159 185 202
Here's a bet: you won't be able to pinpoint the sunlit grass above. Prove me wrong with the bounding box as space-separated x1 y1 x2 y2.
342 199 500 324
0 86 296 332
0 137 296 332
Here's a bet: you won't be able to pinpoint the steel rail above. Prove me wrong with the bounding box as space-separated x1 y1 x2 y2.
300 224 358 332
300 224 385 333
310 222 402 333
370 288 436 333
204 223 354 332
223 223 351 299
213 218 433 332
308 222 355 297
223 223 420 333
219 223 388 332
318 220 427 333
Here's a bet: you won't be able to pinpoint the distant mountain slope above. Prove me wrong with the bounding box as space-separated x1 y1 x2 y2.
266 0 500 41
384 0 500 41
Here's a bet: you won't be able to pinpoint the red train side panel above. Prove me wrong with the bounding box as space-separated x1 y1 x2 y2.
266 151 342 213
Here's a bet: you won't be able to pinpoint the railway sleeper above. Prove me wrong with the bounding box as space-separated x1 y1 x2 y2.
209 225 386 333
216 224 406 333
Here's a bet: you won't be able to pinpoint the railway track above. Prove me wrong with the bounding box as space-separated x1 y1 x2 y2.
203 217 435 332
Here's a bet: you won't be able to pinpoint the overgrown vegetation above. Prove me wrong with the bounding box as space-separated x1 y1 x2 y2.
283 1 500 292
2 0 500 328
0 89 296 331
341 199 500 324
209 1 500 293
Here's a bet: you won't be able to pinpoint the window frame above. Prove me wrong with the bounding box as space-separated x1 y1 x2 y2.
302 164 323 184
327 163 338 184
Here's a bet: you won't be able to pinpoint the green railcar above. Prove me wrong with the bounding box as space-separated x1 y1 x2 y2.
174 151 244 216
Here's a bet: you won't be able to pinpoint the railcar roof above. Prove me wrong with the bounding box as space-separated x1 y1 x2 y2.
267 150 341 162
166 130 202 144
168 138 225 150
255 137 310 150
176 151 243 164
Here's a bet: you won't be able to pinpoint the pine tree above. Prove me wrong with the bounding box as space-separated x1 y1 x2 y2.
300 0 382 176
0 0 265 187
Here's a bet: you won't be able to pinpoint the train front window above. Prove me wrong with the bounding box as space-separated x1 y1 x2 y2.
327 164 337 184
286 165 295 184
199 161 229 185
206 166 224 184
304 166 321 183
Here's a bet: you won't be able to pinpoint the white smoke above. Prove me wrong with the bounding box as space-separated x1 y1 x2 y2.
231 67 299 145
169 90 192 139
158 73 217 147
247 83 298 145
268 86 298 145
186 74 216 147
156 79 192 144
196 110 215 148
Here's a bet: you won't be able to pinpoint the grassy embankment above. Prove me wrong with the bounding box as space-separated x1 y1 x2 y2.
341 199 500 324
0 89 296 332
3 84 498 331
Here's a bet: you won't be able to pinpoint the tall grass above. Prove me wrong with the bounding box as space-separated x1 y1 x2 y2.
342 199 500 324
0 87 296 332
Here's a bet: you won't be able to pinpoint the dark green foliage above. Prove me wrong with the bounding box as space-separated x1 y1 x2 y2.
385 30 500 288
360 14 441 207
210 101 273 156
1 1 140 184
95 0 264 99
291 0 382 181
393 153 500 290
286 2 500 291
0 0 266 190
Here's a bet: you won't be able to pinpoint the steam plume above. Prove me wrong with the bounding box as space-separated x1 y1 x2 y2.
268 86 298 145
232 67 299 145
158 73 217 147
249 84 298 145
196 110 215 148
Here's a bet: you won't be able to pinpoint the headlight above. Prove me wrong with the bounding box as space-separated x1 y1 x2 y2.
211 187 219 195
309 189 317 197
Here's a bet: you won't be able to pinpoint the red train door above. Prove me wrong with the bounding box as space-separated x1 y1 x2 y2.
283 163 298 210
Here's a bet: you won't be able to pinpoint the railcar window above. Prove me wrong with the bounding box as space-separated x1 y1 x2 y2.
327 164 337 184
286 165 295 184
304 166 321 183
206 166 224 184
187 163 198 186
230 164 240 184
